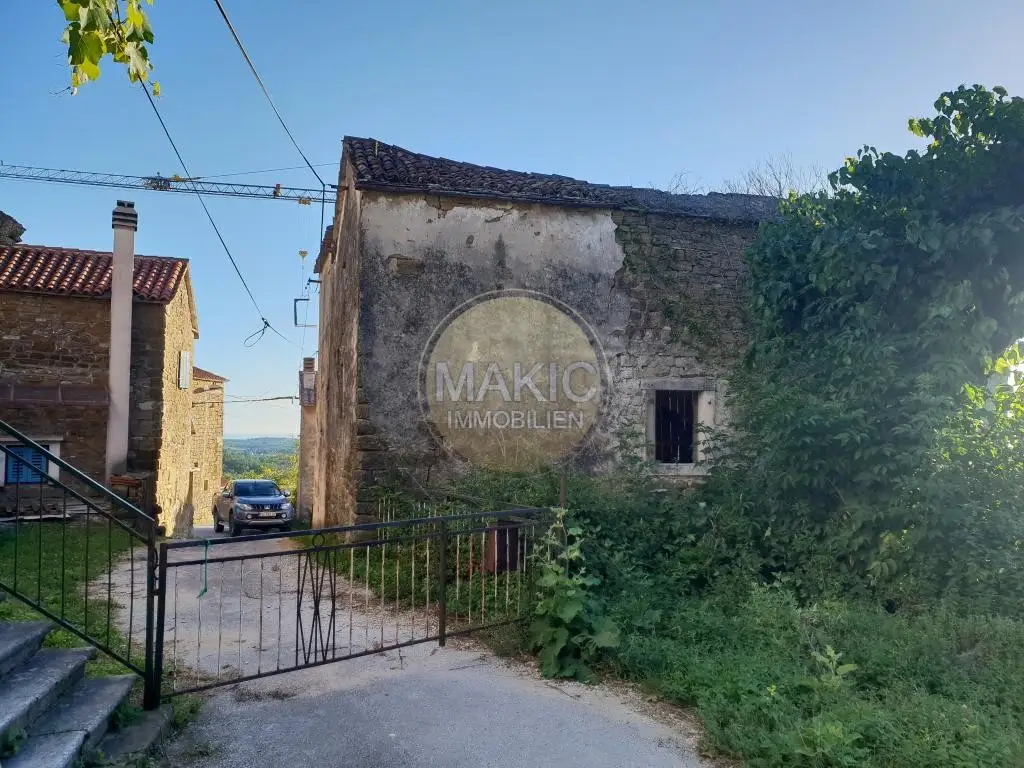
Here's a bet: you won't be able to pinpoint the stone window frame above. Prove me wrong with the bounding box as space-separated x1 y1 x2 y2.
641 377 717 477
0 437 62 486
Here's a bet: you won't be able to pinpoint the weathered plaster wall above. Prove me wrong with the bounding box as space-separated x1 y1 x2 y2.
154 284 198 537
355 192 633 478
190 375 224 527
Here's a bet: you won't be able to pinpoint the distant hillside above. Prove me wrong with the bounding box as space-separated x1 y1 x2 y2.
224 437 298 455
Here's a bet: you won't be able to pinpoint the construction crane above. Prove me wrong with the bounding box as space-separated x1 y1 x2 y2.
0 163 337 205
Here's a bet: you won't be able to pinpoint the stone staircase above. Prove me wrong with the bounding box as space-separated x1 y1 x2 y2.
0 620 150 767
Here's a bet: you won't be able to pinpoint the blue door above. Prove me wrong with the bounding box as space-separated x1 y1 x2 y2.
4 445 48 484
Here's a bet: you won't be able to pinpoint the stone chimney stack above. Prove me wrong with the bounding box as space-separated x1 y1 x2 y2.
105 201 137 480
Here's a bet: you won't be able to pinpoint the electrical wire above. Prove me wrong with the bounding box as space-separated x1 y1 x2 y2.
139 82 299 350
191 162 335 181
193 395 298 404
211 0 328 235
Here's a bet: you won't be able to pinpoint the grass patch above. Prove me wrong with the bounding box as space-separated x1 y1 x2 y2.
0 521 141 677
169 694 204 732
608 584 1024 767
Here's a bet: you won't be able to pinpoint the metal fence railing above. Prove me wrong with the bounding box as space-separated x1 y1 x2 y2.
154 508 549 697
0 418 161 708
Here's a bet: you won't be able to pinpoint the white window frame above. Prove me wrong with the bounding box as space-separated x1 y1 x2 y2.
642 378 717 477
0 437 62 487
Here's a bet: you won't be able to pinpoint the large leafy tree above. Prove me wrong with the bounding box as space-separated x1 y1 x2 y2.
717 85 1024 601
58 0 158 93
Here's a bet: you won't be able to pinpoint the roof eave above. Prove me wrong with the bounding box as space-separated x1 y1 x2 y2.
353 181 777 224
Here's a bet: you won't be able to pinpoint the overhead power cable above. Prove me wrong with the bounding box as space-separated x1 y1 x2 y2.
139 83 298 350
195 162 335 181
211 0 328 234
194 395 298 404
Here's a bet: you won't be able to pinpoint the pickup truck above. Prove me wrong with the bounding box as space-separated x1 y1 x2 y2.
214 478 294 536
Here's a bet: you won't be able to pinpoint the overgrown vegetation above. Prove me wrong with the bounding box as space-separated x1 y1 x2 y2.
443 84 1024 767
718 84 1024 609
529 508 618 681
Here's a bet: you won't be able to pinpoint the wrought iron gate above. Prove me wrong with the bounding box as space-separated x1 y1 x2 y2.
154 508 548 698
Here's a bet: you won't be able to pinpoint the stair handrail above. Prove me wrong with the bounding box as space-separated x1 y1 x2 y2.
0 417 154 525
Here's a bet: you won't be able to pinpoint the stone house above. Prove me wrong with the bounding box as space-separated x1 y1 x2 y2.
0 203 226 536
305 138 777 527
190 367 228 526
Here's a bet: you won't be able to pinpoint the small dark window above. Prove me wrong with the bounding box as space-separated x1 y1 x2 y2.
654 390 697 463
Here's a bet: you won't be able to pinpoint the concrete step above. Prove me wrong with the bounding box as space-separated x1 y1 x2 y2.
96 706 172 765
5 675 136 768
3 730 83 768
32 675 135 748
0 621 51 678
0 647 94 744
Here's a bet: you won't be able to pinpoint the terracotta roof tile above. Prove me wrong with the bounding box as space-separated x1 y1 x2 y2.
343 137 779 222
192 366 228 383
0 245 187 302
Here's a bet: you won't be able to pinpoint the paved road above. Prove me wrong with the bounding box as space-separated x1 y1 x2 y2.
109 528 709 768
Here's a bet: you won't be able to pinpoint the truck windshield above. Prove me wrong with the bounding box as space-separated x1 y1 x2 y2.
234 481 280 497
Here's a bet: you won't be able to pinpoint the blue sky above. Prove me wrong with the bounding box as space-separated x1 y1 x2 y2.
2 1 1022 436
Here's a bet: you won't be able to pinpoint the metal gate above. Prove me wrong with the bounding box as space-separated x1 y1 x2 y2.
154 508 548 698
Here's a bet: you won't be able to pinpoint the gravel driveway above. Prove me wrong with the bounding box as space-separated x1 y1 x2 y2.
107 527 711 768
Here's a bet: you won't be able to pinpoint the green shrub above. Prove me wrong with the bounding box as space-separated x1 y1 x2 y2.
528 508 619 681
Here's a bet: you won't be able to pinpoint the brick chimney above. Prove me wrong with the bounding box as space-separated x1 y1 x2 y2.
105 201 137 480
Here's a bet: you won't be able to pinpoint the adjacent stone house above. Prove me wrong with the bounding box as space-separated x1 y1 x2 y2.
306 138 777 527
190 367 228 526
0 215 226 536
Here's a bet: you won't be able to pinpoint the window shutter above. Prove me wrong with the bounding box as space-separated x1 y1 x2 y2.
179 350 192 390
5 445 48 484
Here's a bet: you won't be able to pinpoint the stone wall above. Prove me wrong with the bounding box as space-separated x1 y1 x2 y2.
313 164 361 528
0 293 111 385
128 303 166 473
0 293 111 481
297 359 316 524
190 374 224 526
297 402 315 523
607 211 758 461
153 284 198 537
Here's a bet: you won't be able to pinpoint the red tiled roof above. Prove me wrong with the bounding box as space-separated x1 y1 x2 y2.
0 244 188 302
193 366 228 383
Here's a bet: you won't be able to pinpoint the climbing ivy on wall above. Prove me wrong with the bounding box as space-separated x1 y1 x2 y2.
714 85 1024 599
614 212 745 361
